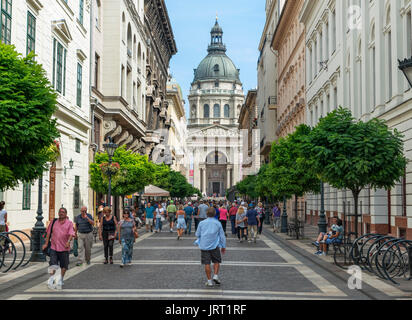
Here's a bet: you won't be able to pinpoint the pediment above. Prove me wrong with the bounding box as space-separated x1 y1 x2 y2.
52 19 72 44
189 124 239 138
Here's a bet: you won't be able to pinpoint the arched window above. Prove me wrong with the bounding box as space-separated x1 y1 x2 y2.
213 104 220 118
133 35 137 60
122 13 126 42
137 42 142 67
204 104 210 118
224 104 230 118
127 23 132 54
191 105 197 118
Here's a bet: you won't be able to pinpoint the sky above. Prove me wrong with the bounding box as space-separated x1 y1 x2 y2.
165 0 266 118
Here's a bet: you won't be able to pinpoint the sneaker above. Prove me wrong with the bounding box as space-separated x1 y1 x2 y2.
86 261 91 265
47 276 55 290
312 241 320 247
205 281 214 287
120 264 124 268
314 251 322 255
170 229 173 233
55 279 63 290
213 276 221 285
76 262 83 267
248 239 252 243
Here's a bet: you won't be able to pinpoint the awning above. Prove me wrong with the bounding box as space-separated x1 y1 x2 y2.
142 185 170 197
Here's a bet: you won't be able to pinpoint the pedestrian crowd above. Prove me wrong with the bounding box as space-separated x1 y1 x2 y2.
33 197 284 290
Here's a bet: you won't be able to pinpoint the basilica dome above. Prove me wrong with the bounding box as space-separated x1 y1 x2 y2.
193 20 240 83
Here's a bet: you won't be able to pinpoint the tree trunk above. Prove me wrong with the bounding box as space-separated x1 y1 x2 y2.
352 190 360 237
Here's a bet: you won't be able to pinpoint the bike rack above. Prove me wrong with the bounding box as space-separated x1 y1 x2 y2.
0 230 33 273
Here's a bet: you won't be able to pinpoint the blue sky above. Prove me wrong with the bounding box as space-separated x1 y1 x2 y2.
165 0 266 117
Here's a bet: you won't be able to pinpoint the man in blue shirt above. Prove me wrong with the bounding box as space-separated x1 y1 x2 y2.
246 203 260 243
144 202 155 233
195 207 226 287
184 202 194 235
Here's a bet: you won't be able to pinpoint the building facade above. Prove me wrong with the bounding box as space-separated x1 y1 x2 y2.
187 19 244 197
300 0 412 239
90 0 148 216
0 0 91 230
166 78 189 176
272 0 306 139
238 90 260 179
256 0 284 164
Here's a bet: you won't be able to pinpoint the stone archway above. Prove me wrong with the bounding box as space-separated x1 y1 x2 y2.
205 151 227 197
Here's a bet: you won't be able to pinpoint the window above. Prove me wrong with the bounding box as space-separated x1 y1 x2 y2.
1 0 12 44
74 176 80 209
94 117 101 149
76 63 82 107
26 11 36 55
94 53 100 89
121 65 125 97
22 183 31 210
52 39 67 95
213 104 220 118
75 138 81 153
204 104 210 118
224 104 230 118
79 0 84 25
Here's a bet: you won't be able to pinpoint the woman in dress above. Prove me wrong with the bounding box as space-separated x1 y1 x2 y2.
118 209 137 267
175 205 186 240
155 203 165 233
99 207 118 265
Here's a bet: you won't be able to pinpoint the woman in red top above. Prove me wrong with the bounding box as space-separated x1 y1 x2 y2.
218 205 229 237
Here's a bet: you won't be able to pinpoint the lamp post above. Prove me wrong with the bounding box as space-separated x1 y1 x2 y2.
318 181 327 233
281 196 288 233
398 58 412 87
103 136 118 207
30 172 46 262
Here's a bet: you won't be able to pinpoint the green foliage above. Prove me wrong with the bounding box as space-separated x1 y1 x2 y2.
267 124 320 199
153 164 198 198
235 174 258 199
0 43 59 191
89 145 155 196
304 107 408 196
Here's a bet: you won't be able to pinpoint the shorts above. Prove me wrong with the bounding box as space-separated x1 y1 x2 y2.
201 247 222 265
49 249 70 270
168 213 175 222
325 238 342 245
146 218 154 226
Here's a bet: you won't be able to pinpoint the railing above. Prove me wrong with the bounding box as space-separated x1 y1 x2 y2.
0 230 33 273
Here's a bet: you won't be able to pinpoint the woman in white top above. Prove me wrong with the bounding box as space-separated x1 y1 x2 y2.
0 201 7 246
155 204 165 233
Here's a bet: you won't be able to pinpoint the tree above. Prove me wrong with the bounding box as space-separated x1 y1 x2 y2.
89 145 155 199
235 174 258 200
153 164 199 198
304 107 408 235
268 124 320 222
0 43 59 191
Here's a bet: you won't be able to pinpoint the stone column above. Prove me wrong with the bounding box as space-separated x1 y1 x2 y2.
203 167 207 195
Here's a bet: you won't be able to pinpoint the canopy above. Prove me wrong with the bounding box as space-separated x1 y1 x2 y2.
142 185 170 197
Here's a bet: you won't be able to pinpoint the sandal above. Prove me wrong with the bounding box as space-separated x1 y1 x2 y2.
109 257 113 264
104 259 108 264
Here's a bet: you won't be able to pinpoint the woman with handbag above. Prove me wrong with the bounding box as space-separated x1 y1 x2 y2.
118 209 137 267
155 203 165 233
99 207 118 265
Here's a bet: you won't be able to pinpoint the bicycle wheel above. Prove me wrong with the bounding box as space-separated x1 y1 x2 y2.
10 230 32 267
3 232 26 270
0 234 17 273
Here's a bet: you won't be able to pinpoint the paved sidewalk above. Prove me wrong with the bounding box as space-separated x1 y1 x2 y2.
268 223 412 298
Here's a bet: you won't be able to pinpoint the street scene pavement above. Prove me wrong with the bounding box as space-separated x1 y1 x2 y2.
2 222 412 300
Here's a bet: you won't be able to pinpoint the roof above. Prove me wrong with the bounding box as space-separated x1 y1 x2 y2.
142 185 170 197
194 54 240 82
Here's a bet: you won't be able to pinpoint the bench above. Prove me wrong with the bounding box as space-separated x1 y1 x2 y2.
287 219 304 239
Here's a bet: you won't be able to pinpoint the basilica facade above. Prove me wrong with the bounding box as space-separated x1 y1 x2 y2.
187 20 245 197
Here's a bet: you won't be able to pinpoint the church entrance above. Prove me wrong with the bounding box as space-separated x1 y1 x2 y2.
205 151 227 197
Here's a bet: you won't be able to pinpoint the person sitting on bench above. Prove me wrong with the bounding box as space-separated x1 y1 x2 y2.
313 217 343 256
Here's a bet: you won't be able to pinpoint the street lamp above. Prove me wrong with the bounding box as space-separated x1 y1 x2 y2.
30 172 46 262
398 58 412 87
64 158 74 176
318 181 327 233
103 136 118 207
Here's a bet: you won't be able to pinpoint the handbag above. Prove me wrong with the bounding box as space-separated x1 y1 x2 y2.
160 216 165 222
43 218 57 257
108 232 116 240
72 238 78 257
133 230 139 239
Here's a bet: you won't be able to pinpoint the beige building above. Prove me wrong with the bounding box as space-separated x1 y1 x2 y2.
257 0 284 164
166 78 189 176
272 0 306 138
238 90 260 179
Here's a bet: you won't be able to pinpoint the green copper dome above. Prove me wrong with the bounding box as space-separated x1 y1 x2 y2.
193 20 240 82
